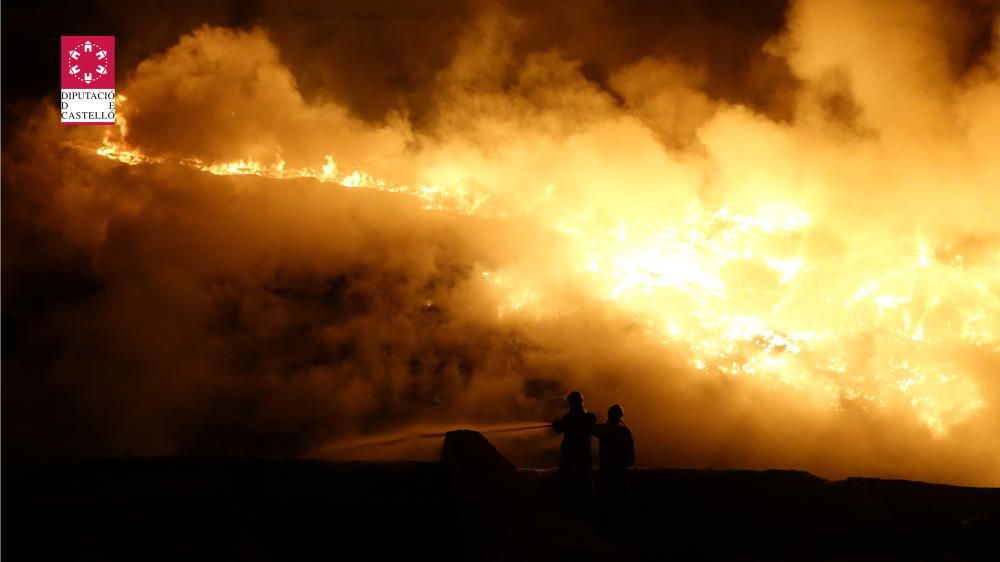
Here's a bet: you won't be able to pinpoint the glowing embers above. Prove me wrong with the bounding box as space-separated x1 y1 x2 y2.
557 204 994 436
886 360 983 437
569 205 811 303
479 269 541 319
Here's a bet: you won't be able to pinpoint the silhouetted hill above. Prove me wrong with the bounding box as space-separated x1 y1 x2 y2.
4 432 998 561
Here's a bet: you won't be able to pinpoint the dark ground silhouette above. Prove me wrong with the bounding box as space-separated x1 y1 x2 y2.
4 431 999 561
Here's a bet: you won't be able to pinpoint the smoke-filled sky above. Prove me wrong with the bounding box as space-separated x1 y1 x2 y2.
4 0 1000 486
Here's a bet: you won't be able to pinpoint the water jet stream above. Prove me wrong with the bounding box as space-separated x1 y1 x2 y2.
319 422 553 454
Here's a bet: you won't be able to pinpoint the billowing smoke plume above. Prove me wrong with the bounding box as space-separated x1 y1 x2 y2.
4 0 1000 485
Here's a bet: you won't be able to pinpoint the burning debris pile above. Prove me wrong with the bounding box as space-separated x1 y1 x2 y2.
3 0 1000 486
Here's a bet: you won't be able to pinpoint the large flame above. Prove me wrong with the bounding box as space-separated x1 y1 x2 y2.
88 90 996 442
95 96 489 213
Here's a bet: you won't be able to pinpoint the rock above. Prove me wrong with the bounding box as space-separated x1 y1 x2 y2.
440 430 527 558
440 429 519 479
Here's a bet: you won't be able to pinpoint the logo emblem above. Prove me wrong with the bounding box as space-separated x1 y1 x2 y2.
61 36 115 125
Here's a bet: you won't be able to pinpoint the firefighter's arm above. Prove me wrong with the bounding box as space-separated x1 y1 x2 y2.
590 422 604 438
